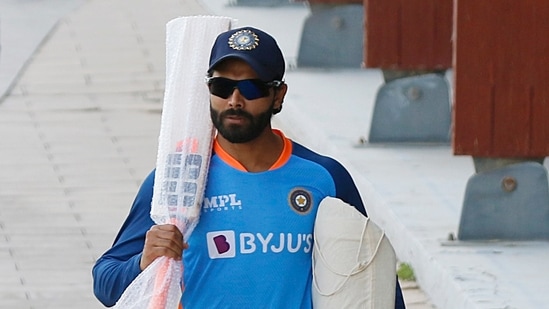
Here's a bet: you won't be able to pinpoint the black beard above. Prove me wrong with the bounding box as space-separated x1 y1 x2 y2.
210 105 273 143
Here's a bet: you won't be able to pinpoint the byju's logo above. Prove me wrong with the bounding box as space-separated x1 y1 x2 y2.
206 230 313 259
207 231 236 259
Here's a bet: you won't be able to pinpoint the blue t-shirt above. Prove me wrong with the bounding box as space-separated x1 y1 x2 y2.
92 130 404 308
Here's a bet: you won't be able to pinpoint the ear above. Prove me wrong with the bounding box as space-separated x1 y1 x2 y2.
273 83 288 112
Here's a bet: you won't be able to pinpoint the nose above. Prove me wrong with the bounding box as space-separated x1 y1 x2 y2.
227 88 244 108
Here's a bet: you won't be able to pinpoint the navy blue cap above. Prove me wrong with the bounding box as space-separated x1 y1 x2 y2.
208 27 285 82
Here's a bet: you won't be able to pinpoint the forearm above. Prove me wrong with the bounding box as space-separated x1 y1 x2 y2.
92 253 142 307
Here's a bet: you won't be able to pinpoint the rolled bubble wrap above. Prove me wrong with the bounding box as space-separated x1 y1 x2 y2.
113 16 233 309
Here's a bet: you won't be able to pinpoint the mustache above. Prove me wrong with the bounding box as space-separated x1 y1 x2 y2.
220 109 253 119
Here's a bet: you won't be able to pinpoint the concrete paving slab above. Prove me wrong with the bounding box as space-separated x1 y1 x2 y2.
0 0 86 99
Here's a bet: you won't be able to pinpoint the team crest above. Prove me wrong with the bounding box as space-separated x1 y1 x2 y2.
288 188 313 214
228 29 259 51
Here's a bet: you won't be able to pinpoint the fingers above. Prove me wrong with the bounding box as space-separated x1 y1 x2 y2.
150 225 185 254
140 224 187 270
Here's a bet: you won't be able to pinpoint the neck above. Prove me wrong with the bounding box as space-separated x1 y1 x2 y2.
216 127 283 172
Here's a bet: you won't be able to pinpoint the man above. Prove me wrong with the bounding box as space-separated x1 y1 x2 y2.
93 26 405 308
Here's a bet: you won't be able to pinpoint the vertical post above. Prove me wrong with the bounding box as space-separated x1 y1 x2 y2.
363 0 453 143
453 0 549 240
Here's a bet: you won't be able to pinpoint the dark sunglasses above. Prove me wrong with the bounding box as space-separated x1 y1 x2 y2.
205 77 283 100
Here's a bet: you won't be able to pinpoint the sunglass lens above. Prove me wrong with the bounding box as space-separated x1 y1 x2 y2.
237 80 269 100
209 78 234 99
208 78 270 100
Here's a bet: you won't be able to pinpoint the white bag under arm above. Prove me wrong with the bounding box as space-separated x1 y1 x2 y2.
312 197 396 308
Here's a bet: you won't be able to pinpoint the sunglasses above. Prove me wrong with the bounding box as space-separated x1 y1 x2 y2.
205 77 283 100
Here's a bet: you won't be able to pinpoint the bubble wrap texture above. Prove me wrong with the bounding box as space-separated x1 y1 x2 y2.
113 16 233 309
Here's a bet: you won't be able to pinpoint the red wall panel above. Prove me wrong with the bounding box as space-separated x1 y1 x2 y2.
364 0 453 69
453 0 549 157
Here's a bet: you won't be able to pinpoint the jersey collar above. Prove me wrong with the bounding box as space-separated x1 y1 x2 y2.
213 129 292 172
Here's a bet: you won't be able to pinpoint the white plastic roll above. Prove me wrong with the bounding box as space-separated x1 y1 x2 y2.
152 15 234 239
113 16 233 309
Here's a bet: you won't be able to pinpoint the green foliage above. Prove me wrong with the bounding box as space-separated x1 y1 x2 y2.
397 263 416 281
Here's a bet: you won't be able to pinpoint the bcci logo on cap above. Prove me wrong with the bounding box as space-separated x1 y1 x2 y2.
288 188 313 214
228 29 259 51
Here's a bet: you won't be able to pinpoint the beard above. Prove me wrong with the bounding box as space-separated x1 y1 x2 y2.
210 104 274 143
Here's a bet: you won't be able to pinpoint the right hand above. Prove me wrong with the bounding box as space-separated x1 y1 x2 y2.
140 224 188 270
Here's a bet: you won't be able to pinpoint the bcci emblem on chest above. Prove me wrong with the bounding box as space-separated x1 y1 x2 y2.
288 188 313 214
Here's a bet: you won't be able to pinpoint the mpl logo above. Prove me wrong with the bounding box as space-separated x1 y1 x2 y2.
203 194 242 212
206 230 236 259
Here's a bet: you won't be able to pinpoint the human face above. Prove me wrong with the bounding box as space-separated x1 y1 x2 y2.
209 59 283 143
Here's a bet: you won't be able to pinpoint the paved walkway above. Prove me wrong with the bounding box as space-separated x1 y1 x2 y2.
0 0 86 99
0 0 202 307
0 0 435 308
